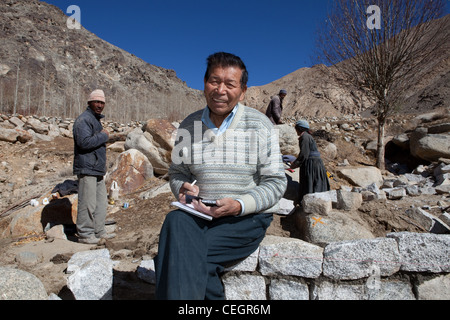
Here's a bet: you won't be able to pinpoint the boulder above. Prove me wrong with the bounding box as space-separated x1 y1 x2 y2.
323 238 401 280
302 195 332 216
0 127 19 143
1 193 78 239
410 127 450 161
67 249 113 300
15 127 33 143
143 119 177 152
417 274 450 300
223 274 266 300
25 117 48 134
125 128 169 175
317 140 337 159
105 149 154 196
336 190 362 211
269 279 309 300
404 207 450 233
312 279 415 300
296 210 374 246
0 267 48 300
8 116 25 127
258 235 323 278
337 166 383 188
277 124 300 156
387 232 450 273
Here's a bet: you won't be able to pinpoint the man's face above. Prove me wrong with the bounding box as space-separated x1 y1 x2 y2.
204 66 247 117
280 93 287 100
88 101 105 115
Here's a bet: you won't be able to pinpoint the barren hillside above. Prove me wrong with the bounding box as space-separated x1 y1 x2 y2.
244 15 450 120
0 0 205 122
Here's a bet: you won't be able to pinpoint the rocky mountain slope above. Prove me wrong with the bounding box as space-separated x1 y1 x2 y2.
243 15 450 119
1 1 448 125
0 108 449 300
0 0 204 122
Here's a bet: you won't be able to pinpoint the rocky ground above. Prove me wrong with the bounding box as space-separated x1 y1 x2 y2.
0 111 449 299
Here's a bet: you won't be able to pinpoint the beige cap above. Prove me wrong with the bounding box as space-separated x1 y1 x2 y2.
88 89 105 103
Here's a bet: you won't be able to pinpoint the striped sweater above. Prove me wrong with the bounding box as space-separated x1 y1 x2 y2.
169 103 287 216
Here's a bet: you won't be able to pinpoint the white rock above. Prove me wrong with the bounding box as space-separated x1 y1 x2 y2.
269 279 309 300
387 232 450 273
323 238 400 280
223 274 266 300
259 235 323 278
67 258 113 300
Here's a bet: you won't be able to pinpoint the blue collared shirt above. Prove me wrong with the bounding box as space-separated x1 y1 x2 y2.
201 104 239 136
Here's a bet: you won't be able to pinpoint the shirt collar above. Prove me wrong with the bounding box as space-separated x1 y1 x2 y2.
201 104 239 136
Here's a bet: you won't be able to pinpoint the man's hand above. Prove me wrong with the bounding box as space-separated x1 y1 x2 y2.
178 182 199 204
101 129 110 139
192 197 242 218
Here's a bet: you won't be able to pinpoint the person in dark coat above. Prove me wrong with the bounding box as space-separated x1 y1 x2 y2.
73 89 114 244
265 89 287 125
290 120 330 204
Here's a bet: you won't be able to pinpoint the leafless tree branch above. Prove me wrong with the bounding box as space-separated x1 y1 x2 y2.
315 0 448 169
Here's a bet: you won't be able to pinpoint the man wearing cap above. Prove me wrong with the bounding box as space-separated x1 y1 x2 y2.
73 89 114 244
265 89 287 125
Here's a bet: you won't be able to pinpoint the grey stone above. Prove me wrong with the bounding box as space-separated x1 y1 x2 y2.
417 274 450 300
223 274 266 300
259 235 323 278
269 279 309 300
387 232 450 273
312 281 365 300
0 267 48 300
66 249 113 300
323 238 401 280
67 248 110 274
15 251 41 267
297 210 374 246
67 257 113 300
225 248 259 272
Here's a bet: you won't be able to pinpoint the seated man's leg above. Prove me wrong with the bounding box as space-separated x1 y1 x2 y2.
155 211 273 300
155 210 209 300
204 213 273 300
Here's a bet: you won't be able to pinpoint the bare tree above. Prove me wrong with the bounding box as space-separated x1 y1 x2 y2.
316 0 448 169
13 57 20 115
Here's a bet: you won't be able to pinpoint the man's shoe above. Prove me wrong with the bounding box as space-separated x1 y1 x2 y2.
98 233 116 240
78 237 100 244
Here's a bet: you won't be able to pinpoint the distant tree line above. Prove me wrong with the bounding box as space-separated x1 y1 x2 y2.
0 57 204 123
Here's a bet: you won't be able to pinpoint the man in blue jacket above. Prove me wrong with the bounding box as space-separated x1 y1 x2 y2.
73 89 113 244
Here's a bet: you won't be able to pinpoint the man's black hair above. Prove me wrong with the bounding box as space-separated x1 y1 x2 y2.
204 52 248 89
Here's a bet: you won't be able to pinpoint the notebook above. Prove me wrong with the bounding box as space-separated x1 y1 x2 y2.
171 201 213 221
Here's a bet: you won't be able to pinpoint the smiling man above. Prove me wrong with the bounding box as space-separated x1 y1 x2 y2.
155 52 287 300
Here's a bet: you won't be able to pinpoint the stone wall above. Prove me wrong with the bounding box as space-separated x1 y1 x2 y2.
221 232 450 300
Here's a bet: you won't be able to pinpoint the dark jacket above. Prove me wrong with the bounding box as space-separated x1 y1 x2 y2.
265 95 283 124
73 107 109 176
293 132 330 201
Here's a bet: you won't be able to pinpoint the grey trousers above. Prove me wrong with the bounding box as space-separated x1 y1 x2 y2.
76 175 107 239
155 210 273 300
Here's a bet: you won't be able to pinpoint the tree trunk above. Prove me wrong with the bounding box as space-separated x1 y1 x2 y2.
13 58 20 115
376 118 386 170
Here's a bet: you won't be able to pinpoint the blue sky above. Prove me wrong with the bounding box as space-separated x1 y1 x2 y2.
43 0 449 90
